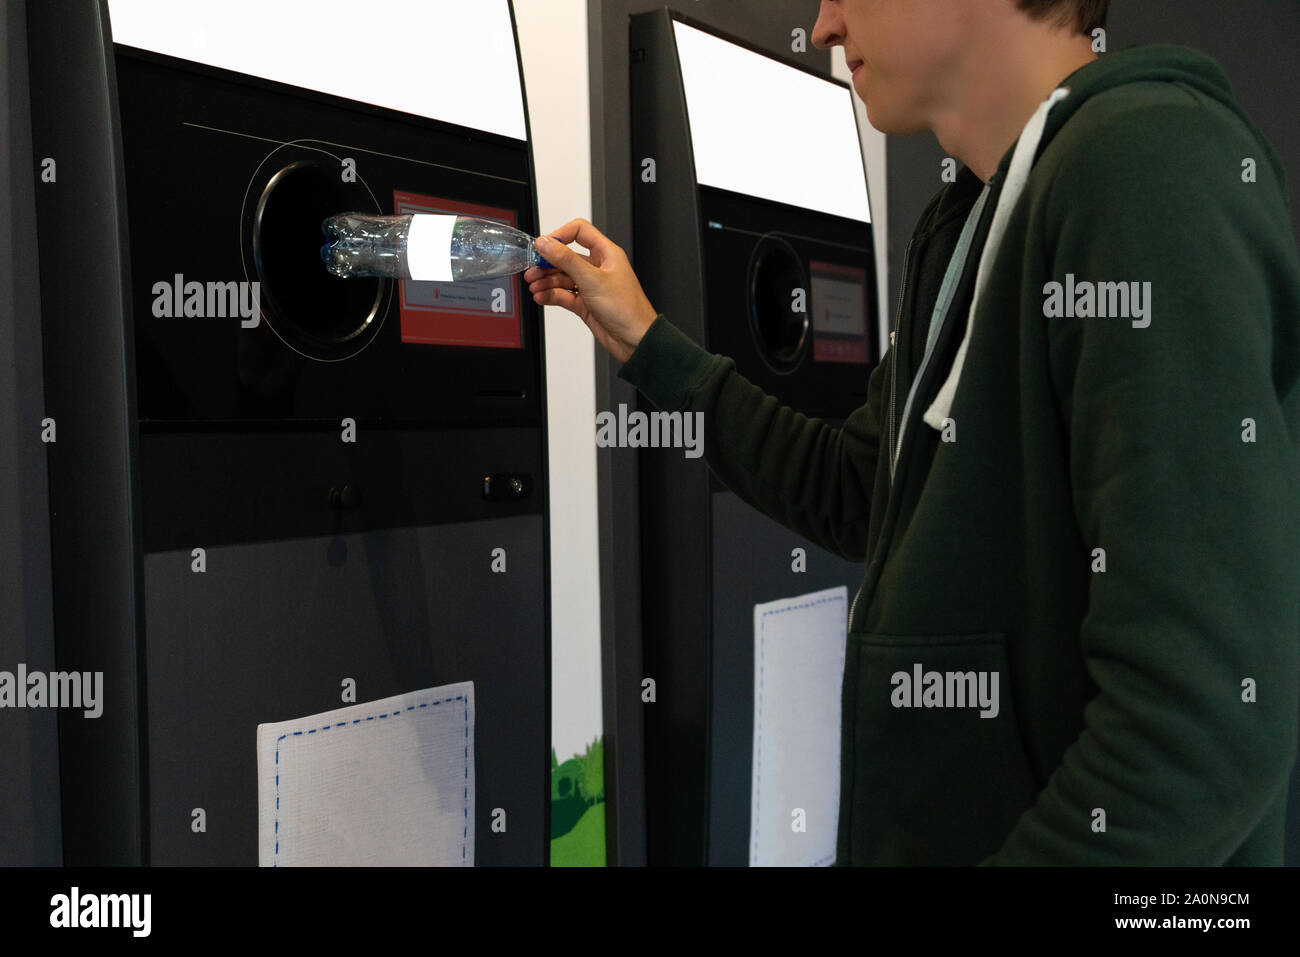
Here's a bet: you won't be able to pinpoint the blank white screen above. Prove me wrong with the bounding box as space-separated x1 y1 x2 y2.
107 0 527 141
673 20 870 223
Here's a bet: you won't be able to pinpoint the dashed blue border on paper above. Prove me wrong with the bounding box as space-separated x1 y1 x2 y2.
753 593 845 868
273 694 470 866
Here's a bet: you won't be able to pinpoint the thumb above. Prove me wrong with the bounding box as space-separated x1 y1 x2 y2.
536 235 593 282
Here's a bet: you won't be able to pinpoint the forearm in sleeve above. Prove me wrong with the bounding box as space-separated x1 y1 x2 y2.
617 314 886 562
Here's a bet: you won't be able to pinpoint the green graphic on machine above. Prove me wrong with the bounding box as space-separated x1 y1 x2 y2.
550 735 605 866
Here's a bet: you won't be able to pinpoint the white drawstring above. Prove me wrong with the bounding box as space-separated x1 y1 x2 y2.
923 86 1071 430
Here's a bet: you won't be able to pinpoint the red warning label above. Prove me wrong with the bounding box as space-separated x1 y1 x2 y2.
393 190 523 349
811 260 870 364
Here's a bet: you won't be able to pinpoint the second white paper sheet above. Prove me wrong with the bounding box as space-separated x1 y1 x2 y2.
257 681 474 866
751 586 847 866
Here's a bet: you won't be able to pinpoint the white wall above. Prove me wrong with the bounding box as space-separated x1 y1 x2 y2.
514 0 603 765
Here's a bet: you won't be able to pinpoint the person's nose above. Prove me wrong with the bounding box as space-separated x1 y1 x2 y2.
811 0 843 50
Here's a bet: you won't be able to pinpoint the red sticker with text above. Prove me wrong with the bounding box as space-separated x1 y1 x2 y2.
811 260 870 364
393 190 523 349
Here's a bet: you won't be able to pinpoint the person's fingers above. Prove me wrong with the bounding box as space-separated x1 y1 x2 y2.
527 250 590 280
534 235 599 286
530 218 651 364
541 218 600 248
524 248 591 282
529 273 579 293
533 287 624 361
539 218 618 262
531 286 584 313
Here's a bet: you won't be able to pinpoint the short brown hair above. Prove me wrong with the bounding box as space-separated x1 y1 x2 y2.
1015 0 1110 34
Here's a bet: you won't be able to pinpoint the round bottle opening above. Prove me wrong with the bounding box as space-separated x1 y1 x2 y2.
249 157 388 361
747 234 809 373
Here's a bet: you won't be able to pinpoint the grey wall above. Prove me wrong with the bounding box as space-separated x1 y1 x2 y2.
0 0 62 866
589 0 827 865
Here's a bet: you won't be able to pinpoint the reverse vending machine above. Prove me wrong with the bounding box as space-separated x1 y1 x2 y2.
630 10 880 865
0 0 60 866
24 0 550 864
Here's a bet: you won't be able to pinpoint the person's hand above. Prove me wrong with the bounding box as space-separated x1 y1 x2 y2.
524 219 659 364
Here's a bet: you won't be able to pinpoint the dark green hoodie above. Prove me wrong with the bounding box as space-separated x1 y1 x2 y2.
617 45 1300 865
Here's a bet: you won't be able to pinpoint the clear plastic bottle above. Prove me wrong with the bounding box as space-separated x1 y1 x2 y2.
320 213 553 282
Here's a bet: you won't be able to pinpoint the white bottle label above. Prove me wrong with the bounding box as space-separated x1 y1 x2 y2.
406 214 458 282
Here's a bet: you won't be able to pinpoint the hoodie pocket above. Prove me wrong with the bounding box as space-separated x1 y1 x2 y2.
837 631 1039 865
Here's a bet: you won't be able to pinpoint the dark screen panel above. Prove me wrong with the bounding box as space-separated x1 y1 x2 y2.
115 49 543 428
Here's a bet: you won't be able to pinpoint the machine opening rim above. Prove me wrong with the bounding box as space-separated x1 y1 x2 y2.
746 232 810 375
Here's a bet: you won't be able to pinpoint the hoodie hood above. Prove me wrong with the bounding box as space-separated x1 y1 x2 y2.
992 44 1282 188
925 43 1279 430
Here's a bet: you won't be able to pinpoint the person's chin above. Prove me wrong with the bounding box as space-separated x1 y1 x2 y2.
861 98 900 135
862 95 926 137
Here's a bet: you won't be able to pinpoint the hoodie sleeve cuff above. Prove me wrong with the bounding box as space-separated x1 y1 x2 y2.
616 314 717 413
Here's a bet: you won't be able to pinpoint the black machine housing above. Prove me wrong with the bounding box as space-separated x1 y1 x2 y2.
629 8 880 865
25 0 551 865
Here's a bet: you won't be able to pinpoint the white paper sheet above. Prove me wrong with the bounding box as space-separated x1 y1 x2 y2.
750 586 847 866
257 682 474 867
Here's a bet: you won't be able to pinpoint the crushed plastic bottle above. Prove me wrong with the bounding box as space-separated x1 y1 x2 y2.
321 213 554 282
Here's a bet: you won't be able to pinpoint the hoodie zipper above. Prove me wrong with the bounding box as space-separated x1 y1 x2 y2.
851 235 916 634
886 237 915 486
849 572 865 634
